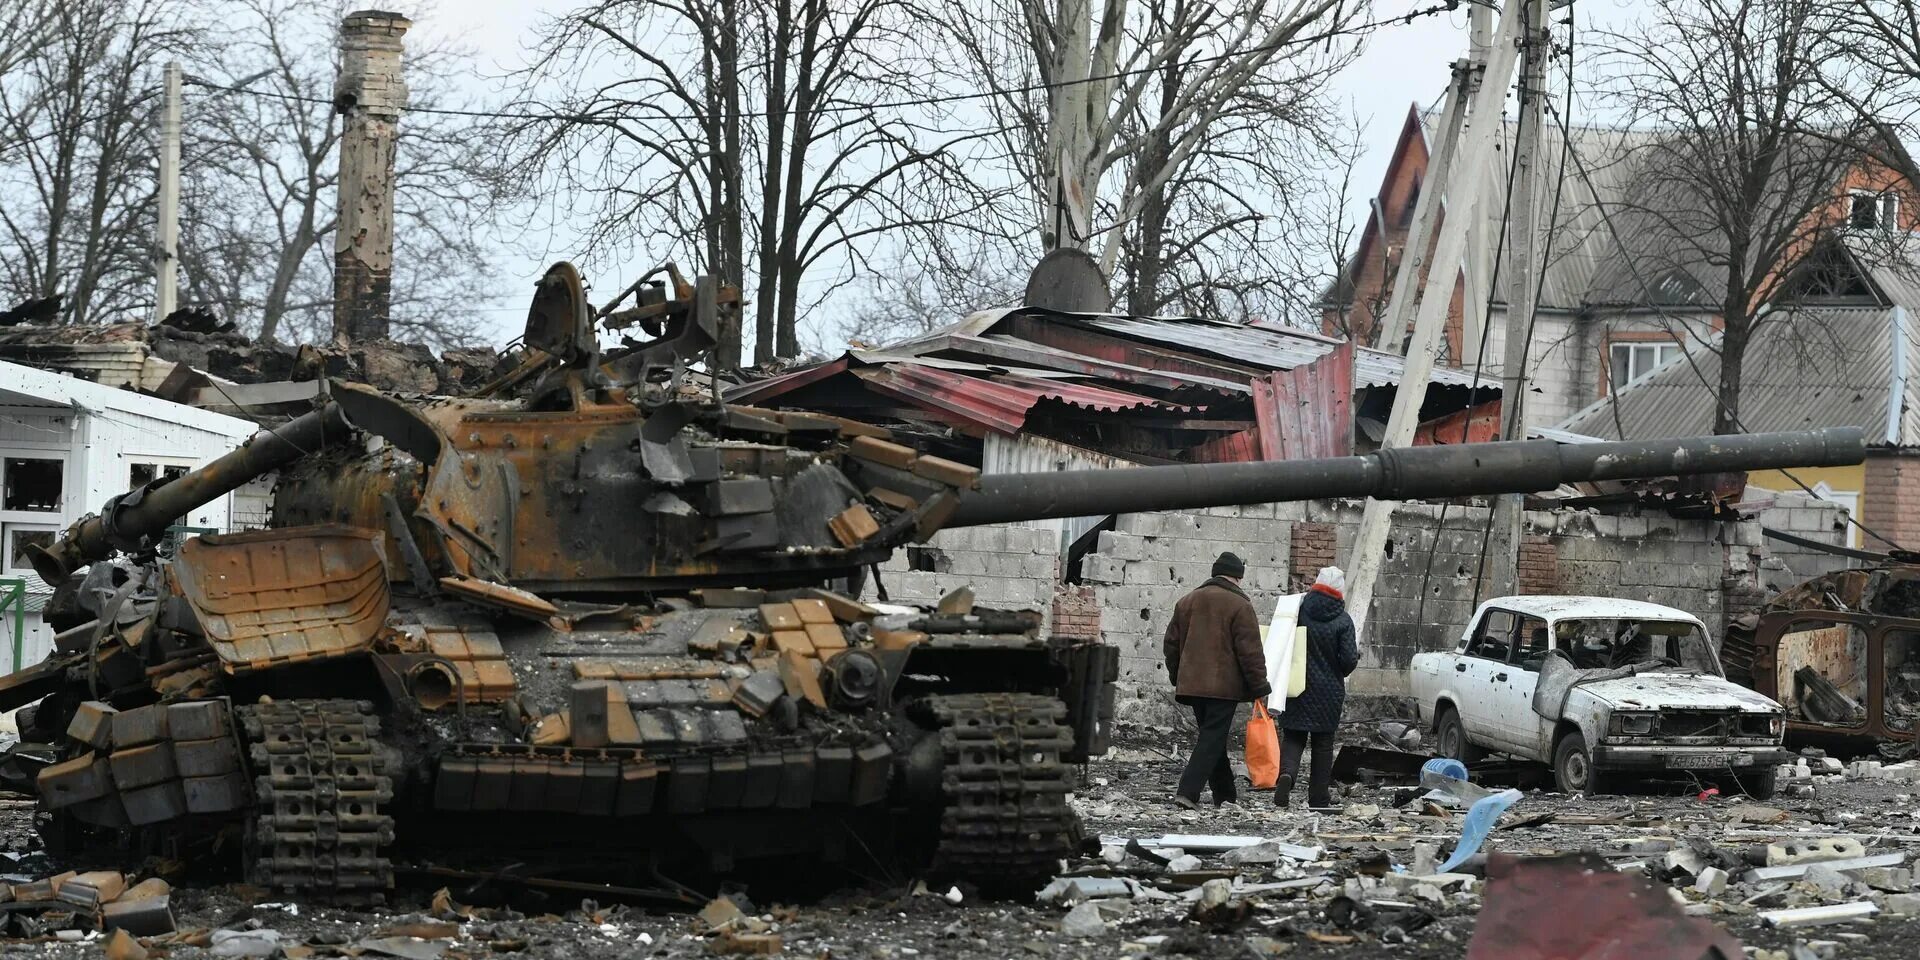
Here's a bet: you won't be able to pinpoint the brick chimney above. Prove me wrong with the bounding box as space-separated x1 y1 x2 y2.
332 10 411 343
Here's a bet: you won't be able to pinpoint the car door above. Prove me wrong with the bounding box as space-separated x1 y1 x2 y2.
1493 616 1553 759
1453 609 1520 751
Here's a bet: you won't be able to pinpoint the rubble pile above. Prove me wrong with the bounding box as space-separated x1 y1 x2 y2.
0 319 513 396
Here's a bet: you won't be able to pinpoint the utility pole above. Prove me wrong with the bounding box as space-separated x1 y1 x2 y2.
1484 0 1551 599
1346 2 1528 641
1458 3 1495 362
332 10 411 343
1376 65 1468 352
152 61 181 326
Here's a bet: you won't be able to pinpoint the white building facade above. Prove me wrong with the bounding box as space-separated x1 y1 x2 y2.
0 361 256 672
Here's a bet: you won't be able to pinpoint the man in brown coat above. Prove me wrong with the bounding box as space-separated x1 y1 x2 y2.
1163 551 1270 808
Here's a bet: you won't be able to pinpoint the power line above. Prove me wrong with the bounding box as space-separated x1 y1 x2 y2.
181 2 1463 123
1547 98 1908 554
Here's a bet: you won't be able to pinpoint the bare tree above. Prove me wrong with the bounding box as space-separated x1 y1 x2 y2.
1826 2 1920 192
1595 0 1880 434
498 0 999 366
0 0 197 324
926 0 1361 319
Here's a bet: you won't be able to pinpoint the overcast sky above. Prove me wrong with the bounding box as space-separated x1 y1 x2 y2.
411 0 1646 346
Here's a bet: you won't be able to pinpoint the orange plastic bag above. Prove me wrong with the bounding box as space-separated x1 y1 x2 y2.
1245 698 1280 789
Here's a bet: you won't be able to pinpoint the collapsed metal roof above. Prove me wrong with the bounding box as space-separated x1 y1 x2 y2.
727 306 1498 463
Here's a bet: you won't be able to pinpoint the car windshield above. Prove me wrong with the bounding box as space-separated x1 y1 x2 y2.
1557 618 1719 674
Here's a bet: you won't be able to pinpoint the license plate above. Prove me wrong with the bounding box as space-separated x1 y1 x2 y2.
1669 753 1751 769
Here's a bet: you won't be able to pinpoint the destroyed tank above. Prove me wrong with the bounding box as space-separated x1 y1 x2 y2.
0 262 1869 903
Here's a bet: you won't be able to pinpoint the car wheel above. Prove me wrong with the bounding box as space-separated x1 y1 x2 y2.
1735 767 1778 801
1434 706 1485 764
1552 732 1608 795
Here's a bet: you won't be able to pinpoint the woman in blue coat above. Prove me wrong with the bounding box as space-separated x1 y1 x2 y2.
1276 566 1360 808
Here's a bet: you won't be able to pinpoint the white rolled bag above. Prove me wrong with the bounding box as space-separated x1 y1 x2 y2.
1261 593 1309 713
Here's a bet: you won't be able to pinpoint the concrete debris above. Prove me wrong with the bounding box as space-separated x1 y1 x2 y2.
1694 866 1730 896
1744 853 1906 883
1060 901 1107 937
209 928 283 957
1164 854 1203 872
1759 902 1880 927
1767 838 1868 866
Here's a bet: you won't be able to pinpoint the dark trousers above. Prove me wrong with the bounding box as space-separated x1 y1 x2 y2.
1178 697 1239 804
1281 729 1336 806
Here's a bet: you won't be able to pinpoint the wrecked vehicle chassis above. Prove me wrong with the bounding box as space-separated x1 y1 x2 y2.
0 262 1870 903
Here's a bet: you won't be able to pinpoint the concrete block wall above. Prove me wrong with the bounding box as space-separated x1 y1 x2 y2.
1080 505 1293 725
859 526 1060 627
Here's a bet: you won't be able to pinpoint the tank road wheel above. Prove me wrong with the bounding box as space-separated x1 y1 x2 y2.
913 693 1081 892
237 700 395 904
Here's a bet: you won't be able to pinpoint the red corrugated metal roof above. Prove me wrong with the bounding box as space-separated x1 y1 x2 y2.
852 362 1189 436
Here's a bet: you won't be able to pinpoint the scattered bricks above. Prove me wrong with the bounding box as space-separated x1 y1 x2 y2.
171 737 240 779
111 704 169 748
57 871 125 910
66 701 116 749
805 623 847 657
571 681 613 748
909 454 980 488
1693 867 1729 896
123 781 188 825
828 504 881 546
164 701 227 742
846 435 917 469
37 753 113 809
103 894 176 935
183 773 250 813
771 630 815 657
529 712 571 745
731 671 787 718
109 744 177 790
1767 838 1866 867
759 603 803 631
791 599 834 625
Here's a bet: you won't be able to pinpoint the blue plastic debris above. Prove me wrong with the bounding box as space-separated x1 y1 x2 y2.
1422 758 1469 782
1438 787 1524 873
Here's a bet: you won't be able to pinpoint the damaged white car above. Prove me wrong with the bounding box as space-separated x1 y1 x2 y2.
1410 597 1791 798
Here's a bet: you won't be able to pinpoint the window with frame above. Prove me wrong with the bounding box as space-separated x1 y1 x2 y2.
2 457 63 513
1512 617 1551 671
2 524 55 574
1609 341 1683 392
1466 610 1517 661
1849 190 1900 231
129 462 189 488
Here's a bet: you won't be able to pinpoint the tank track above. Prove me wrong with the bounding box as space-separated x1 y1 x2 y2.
920 693 1080 878
237 699 395 903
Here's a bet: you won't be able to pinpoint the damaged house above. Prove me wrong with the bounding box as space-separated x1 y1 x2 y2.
0 360 257 668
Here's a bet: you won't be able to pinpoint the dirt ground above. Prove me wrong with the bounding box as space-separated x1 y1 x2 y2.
3 731 1919 959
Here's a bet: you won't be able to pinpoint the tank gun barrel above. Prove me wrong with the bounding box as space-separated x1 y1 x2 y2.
28 403 356 583
948 427 1865 527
